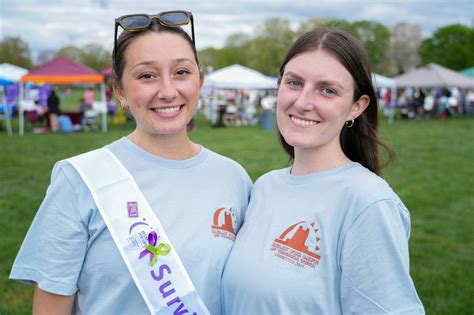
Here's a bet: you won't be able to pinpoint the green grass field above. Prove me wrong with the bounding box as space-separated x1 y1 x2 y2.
0 115 473 314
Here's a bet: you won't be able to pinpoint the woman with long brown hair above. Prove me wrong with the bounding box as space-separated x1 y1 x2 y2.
222 28 424 314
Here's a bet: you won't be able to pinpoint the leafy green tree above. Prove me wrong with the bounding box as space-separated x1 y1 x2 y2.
245 18 295 76
202 19 294 76
297 19 390 75
199 33 250 70
225 32 251 48
215 47 247 69
198 47 218 70
0 36 32 69
56 45 83 62
352 21 391 75
297 18 356 37
80 43 112 71
418 24 474 70
55 44 111 71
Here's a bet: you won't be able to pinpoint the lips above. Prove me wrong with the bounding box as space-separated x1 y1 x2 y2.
290 115 319 126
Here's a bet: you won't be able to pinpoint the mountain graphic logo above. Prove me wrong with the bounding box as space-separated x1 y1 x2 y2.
211 207 237 240
274 221 321 260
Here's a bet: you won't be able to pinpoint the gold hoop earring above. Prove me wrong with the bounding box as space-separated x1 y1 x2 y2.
120 103 129 112
345 119 354 128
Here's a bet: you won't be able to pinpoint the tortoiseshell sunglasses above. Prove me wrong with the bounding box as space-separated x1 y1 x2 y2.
113 10 195 60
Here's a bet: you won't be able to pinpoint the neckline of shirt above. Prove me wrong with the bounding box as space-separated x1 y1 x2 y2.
282 162 360 185
119 136 209 169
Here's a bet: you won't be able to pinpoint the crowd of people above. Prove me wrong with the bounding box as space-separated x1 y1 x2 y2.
200 88 277 128
378 86 474 120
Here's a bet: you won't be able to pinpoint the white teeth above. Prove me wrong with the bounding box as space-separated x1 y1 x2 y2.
153 106 181 114
291 116 318 126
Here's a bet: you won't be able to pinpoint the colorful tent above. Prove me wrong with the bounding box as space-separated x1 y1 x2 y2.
102 65 113 77
21 56 104 84
19 56 107 135
0 77 13 86
460 67 474 78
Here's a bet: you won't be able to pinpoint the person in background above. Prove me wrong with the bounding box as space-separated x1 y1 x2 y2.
414 89 426 118
46 88 60 132
78 97 87 113
466 88 474 114
83 87 95 107
11 11 252 314
222 28 424 314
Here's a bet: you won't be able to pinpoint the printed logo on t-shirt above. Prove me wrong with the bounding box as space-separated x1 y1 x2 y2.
271 221 321 269
211 207 237 241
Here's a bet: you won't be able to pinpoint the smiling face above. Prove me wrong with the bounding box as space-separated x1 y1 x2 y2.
277 49 368 159
114 32 203 139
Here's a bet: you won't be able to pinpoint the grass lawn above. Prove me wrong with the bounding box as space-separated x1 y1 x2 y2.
0 115 473 314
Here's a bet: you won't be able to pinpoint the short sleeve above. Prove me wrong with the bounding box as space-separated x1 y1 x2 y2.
9 161 90 295
231 164 253 233
339 199 425 314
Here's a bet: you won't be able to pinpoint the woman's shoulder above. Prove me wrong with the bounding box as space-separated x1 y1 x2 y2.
203 148 252 183
204 148 247 171
50 157 88 190
342 164 409 217
253 168 289 186
51 144 115 184
345 164 396 198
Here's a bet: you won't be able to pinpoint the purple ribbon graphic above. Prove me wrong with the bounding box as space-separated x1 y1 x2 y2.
139 231 171 266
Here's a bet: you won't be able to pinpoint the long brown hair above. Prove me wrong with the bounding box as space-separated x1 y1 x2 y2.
278 28 393 175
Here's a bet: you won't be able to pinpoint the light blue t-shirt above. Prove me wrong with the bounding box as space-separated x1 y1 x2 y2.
10 137 252 315
222 163 424 315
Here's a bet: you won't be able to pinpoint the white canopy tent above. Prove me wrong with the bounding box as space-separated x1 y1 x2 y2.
372 73 396 89
204 64 277 90
202 65 277 126
0 63 28 82
395 63 474 88
372 73 397 123
0 64 28 135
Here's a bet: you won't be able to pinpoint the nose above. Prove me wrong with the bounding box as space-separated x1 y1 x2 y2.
157 76 178 101
293 87 315 111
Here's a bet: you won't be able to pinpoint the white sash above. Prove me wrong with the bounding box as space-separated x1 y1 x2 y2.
68 148 210 315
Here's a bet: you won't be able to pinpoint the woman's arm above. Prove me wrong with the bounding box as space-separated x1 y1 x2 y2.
33 284 74 315
339 199 424 314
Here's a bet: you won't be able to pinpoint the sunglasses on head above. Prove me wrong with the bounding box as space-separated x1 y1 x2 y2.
113 10 195 61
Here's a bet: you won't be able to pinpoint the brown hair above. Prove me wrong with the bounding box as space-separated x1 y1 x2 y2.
278 28 393 175
111 20 199 87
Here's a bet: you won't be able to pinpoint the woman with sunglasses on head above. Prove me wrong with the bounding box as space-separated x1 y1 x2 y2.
222 28 424 314
11 11 251 315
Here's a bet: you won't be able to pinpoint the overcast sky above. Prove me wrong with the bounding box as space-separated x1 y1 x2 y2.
1 0 473 59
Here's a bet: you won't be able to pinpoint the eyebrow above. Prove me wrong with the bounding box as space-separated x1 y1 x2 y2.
172 58 195 65
132 58 195 70
283 71 345 90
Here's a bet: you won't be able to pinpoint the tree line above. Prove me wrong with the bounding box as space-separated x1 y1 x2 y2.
1 17 472 77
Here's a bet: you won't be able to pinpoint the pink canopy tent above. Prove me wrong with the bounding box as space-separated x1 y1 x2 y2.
19 56 107 135
22 56 104 84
